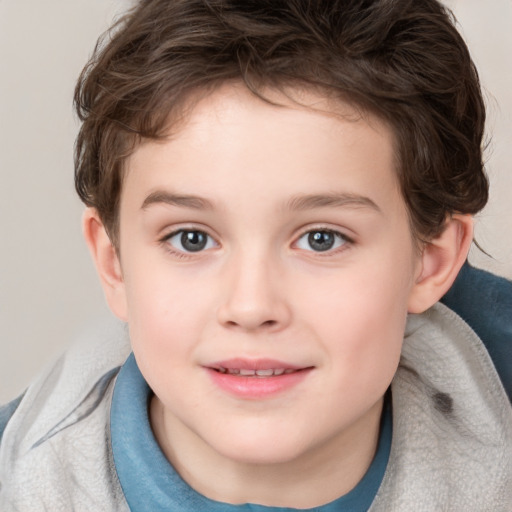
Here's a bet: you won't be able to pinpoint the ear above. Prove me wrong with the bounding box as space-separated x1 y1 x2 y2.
82 208 128 321
408 214 474 314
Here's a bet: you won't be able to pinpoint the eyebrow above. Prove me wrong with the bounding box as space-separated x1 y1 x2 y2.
141 191 214 211
286 193 382 213
141 190 381 214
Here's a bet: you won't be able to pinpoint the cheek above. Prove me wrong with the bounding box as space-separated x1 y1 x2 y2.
125 275 211 408
303 257 414 388
123 264 213 361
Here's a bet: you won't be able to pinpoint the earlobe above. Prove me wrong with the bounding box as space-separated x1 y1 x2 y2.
82 208 128 321
408 214 474 314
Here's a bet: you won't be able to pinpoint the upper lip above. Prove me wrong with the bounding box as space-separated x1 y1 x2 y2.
206 358 308 372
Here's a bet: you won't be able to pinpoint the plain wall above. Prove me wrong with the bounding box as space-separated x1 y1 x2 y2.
0 0 511 403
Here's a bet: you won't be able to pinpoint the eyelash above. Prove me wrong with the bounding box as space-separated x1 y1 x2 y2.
293 227 354 256
159 226 354 259
160 228 217 258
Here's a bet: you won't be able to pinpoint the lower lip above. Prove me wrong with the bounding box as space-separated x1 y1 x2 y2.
206 368 312 399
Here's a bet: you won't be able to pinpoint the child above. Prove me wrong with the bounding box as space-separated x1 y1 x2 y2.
1 0 511 510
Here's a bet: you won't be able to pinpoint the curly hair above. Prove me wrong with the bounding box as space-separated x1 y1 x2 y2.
74 0 488 247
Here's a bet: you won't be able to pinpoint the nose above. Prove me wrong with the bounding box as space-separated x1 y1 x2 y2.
216 252 291 333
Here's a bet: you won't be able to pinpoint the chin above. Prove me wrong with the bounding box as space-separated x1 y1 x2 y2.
209 429 311 466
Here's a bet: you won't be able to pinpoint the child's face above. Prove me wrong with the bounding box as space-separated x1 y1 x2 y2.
115 84 421 469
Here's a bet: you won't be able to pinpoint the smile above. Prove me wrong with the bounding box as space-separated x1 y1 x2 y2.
215 367 297 377
205 359 313 399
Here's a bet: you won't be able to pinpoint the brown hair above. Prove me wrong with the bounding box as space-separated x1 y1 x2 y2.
74 0 488 247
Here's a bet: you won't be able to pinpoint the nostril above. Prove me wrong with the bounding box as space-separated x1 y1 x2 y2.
217 297 291 332
225 319 277 328
222 317 280 332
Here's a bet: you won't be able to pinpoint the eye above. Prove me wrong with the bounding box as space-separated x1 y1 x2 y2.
165 229 216 253
295 229 349 252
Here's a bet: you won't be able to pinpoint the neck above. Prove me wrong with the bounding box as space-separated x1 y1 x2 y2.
150 396 383 508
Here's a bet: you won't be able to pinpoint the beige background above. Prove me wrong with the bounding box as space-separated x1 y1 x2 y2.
0 0 511 403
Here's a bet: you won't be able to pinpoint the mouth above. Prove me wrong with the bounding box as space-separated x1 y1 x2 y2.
205 359 313 398
212 367 301 377
207 358 312 377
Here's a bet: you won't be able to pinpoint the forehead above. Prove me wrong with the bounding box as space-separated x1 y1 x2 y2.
122 83 402 217
165 84 393 153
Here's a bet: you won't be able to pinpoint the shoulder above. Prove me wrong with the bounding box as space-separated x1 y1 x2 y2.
0 316 130 448
0 394 24 446
441 263 512 401
0 316 130 444
0 317 131 510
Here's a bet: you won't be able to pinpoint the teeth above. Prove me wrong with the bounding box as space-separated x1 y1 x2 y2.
217 367 293 377
256 369 274 376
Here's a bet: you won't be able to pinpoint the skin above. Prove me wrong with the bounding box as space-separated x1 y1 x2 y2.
84 83 473 508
